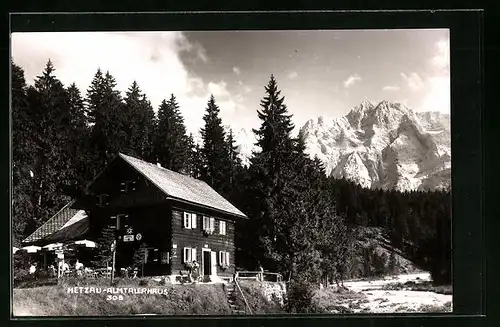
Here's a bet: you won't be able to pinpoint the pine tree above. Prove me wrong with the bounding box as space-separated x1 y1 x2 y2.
87 69 125 173
132 242 149 275
121 81 156 161
11 61 36 246
24 60 75 231
154 95 190 172
63 83 91 198
224 128 244 200
92 225 116 268
200 95 228 192
184 133 203 178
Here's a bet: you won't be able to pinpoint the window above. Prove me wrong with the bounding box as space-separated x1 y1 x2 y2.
203 216 215 232
120 180 137 193
183 212 191 229
98 194 109 206
110 214 128 230
192 214 197 229
219 220 226 235
183 212 197 229
218 251 230 266
146 248 159 263
183 247 197 263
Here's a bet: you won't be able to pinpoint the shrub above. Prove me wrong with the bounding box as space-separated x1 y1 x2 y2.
285 280 324 314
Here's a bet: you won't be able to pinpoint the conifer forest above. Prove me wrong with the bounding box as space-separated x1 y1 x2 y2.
11 60 451 286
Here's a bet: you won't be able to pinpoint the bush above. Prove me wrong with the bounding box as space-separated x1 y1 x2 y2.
285 280 324 314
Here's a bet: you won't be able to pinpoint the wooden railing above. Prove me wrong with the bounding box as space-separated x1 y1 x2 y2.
234 271 283 282
234 278 253 315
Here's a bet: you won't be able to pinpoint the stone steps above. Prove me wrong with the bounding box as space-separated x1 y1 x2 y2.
224 282 246 315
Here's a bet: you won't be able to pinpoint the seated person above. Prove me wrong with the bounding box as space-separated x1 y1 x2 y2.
29 263 37 275
75 260 84 276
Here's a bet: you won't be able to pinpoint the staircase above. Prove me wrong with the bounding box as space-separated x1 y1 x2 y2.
224 282 246 315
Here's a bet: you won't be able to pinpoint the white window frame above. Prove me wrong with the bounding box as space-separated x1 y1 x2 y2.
183 247 197 263
219 220 226 235
203 216 210 230
218 251 230 266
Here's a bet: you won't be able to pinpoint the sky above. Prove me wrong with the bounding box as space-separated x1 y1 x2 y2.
11 29 449 137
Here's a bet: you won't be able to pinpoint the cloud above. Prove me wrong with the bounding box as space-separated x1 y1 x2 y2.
10 31 247 135
401 72 424 92
382 85 401 91
288 71 298 79
411 38 450 113
343 74 362 88
420 75 450 112
207 80 231 99
431 38 450 73
232 66 241 75
420 38 450 112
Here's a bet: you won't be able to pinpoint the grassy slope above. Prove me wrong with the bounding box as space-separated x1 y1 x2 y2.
233 280 284 314
13 282 232 316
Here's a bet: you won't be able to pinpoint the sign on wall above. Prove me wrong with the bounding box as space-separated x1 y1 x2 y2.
123 235 134 242
136 233 142 241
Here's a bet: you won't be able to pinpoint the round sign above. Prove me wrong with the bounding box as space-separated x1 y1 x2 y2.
136 233 142 241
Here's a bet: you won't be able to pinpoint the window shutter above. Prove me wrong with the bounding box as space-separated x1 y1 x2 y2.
183 247 189 263
226 252 230 266
218 251 223 265
210 217 215 231
219 221 226 235
192 214 197 229
191 248 197 262
203 216 208 229
184 212 191 229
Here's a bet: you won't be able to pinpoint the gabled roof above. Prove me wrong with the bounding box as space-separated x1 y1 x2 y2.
43 213 89 243
118 153 248 219
22 200 86 244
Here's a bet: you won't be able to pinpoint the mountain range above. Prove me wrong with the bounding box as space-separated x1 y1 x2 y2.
222 100 450 192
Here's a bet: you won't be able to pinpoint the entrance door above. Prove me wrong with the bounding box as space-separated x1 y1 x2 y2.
203 250 211 276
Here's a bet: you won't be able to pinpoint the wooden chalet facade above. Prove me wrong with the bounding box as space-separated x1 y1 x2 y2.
83 153 247 280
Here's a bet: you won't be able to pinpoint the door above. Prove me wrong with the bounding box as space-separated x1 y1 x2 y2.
211 251 217 277
203 250 211 276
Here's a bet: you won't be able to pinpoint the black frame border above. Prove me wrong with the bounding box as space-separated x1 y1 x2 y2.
5 9 485 327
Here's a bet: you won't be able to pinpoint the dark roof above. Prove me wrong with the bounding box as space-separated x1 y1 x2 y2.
119 153 248 219
22 200 82 244
43 215 89 243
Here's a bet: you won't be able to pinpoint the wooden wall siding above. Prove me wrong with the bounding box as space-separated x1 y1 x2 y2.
170 208 235 277
89 158 166 209
90 204 173 276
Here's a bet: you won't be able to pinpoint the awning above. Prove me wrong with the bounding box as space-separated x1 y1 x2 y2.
42 243 64 251
21 245 42 253
74 240 96 248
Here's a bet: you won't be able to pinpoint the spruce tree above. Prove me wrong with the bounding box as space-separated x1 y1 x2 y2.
223 128 244 201
87 69 125 173
11 62 36 246
122 81 156 161
92 224 116 268
154 94 190 172
24 60 75 231
200 95 228 192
